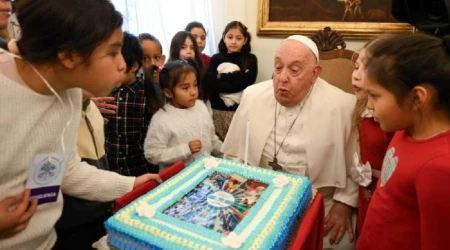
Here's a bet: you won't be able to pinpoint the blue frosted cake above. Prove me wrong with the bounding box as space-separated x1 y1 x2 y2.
105 156 312 250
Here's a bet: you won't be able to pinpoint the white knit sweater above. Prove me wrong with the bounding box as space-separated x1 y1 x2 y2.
144 100 222 171
0 50 135 249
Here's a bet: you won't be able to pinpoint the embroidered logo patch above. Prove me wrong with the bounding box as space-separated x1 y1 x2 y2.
380 147 398 187
34 156 62 185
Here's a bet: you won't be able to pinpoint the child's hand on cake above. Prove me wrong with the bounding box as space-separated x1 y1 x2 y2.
0 189 38 239
133 174 163 188
189 139 202 153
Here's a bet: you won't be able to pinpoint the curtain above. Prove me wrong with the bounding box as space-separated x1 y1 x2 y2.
111 0 218 58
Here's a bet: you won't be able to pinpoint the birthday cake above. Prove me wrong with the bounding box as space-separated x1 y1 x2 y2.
105 157 312 250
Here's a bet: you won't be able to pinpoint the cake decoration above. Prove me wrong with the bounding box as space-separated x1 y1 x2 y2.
136 202 156 219
273 174 290 188
105 156 312 250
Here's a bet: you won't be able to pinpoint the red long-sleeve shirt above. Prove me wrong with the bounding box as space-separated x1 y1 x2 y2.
356 117 393 237
357 130 450 250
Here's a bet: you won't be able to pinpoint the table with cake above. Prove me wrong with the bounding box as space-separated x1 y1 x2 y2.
104 157 324 250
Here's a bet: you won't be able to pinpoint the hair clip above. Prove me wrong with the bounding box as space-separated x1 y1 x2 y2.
177 59 189 64
173 59 192 66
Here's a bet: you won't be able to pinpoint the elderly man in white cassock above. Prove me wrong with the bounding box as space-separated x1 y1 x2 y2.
221 35 358 249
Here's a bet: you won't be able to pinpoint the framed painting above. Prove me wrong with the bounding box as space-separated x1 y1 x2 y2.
257 0 414 40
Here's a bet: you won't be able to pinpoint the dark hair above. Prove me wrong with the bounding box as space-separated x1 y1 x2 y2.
12 0 18 13
169 31 206 100
218 21 252 54
169 31 203 70
144 59 199 114
185 21 207 34
122 32 143 72
16 0 122 63
366 33 450 117
138 33 163 54
0 38 7 51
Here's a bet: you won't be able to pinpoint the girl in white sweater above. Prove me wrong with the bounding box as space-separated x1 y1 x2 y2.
144 59 222 172
0 1 160 249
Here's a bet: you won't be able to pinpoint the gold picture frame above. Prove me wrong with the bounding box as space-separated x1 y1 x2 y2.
257 0 414 40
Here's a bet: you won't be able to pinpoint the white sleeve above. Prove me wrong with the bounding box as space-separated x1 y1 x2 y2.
333 121 360 207
62 150 135 201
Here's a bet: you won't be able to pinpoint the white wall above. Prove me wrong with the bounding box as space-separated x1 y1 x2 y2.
212 0 368 83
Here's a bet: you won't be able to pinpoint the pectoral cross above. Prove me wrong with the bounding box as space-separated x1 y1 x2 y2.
268 157 283 171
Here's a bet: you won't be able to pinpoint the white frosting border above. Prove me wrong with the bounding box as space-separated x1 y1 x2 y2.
127 157 301 249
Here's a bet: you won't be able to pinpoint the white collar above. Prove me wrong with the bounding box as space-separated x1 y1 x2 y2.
361 108 373 118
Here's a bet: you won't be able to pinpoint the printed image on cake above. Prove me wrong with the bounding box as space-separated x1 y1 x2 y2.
105 157 312 250
163 172 268 235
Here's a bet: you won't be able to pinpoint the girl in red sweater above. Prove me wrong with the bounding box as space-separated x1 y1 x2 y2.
357 34 450 250
351 38 393 238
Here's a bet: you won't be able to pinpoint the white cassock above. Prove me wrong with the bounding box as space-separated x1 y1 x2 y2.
221 78 359 206
222 78 359 249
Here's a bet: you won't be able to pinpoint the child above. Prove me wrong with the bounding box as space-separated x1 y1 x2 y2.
93 33 166 116
357 34 450 250
139 33 166 104
169 31 203 70
185 21 211 70
168 31 206 101
349 38 393 238
143 59 222 172
104 32 159 176
204 21 258 140
0 0 160 249
138 33 166 72
54 90 112 249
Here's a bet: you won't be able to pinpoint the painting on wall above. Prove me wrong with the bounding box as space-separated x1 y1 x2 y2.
257 0 413 39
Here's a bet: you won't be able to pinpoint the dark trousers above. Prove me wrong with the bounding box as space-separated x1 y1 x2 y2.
109 158 159 176
53 214 110 250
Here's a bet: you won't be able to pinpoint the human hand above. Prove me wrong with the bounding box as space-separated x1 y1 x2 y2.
133 174 163 188
324 200 354 245
0 189 38 239
189 139 202 154
91 97 118 115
